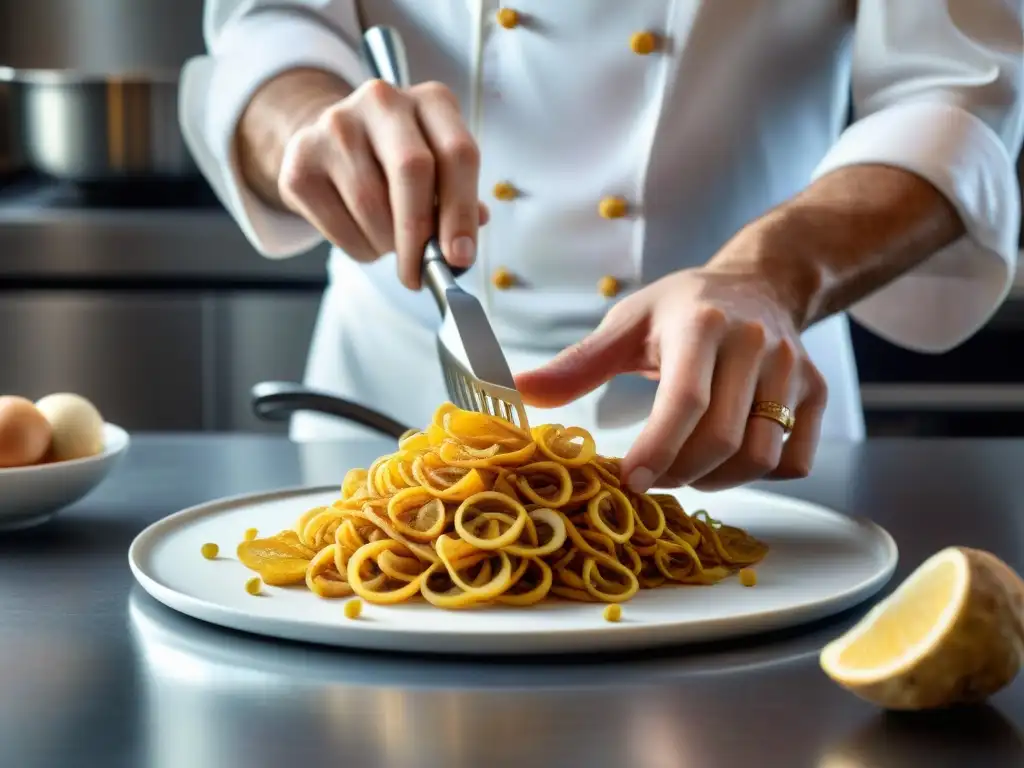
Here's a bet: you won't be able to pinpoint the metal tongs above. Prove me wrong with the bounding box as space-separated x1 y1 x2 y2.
362 26 530 432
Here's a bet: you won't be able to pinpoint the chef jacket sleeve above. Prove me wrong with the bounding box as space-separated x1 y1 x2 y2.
812 0 1024 352
179 0 367 258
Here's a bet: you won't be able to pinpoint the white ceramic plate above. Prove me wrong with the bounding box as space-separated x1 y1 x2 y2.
0 423 130 532
128 484 898 655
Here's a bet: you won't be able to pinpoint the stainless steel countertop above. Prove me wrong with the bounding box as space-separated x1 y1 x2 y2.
2 435 1024 768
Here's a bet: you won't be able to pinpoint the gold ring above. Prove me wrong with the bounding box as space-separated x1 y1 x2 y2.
750 401 795 433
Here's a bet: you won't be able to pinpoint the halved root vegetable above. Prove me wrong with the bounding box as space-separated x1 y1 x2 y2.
820 546 1024 710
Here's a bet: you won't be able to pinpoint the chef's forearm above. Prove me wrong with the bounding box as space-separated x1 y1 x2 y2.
236 68 352 210
712 164 966 331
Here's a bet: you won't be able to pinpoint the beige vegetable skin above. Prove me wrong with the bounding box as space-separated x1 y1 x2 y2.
821 547 1024 710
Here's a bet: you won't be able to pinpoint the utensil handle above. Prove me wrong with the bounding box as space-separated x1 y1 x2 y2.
362 25 467 315
251 381 414 439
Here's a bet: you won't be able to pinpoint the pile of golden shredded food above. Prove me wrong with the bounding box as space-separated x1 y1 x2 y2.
236 403 768 609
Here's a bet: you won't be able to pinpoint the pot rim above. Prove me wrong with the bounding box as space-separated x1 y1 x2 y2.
0 67 180 85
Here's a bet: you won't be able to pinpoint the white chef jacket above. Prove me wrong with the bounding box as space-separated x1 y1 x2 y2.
180 0 1024 457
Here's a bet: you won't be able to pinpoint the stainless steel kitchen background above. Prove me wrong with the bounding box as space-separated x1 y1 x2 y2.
0 0 329 434
0 1 1022 436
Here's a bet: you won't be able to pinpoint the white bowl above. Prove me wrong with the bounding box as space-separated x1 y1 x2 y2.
0 423 130 531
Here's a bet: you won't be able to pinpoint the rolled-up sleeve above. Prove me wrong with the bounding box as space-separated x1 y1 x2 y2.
813 0 1024 352
179 0 366 258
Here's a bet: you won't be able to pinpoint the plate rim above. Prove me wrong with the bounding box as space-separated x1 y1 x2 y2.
128 483 898 653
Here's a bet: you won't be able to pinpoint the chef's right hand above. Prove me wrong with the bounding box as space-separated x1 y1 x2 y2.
278 79 487 290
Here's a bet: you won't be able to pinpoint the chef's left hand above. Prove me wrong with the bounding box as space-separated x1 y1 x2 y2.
514 260 828 494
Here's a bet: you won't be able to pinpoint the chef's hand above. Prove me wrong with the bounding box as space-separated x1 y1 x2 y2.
278 79 487 290
515 262 828 494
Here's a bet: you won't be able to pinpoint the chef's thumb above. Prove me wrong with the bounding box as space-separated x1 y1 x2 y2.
515 316 641 408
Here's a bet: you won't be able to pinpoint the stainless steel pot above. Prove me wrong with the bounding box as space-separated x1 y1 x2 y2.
0 68 196 181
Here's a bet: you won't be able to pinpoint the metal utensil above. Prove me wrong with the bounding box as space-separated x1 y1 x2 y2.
361 25 530 431
251 381 414 439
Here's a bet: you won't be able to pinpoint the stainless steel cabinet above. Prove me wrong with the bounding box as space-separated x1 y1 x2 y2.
0 288 323 433
854 298 1024 438
0 0 205 74
0 291 206 430
209 291 322 433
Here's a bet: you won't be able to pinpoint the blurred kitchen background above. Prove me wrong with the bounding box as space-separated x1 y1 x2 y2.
0 0 1023 437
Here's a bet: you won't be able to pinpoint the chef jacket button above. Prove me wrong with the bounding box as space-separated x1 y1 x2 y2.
493 181 518 201
630 31 659 55
598 196 629 219
598 276 621 299
492 267 515 290
496 8 520 29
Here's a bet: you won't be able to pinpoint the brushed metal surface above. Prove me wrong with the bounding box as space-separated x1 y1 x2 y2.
5 77 195 180
210 295 324 432
0 0 204 76
0 292 207 430
1 437 1023 767
0 205 330 282
0 202 329 434
0 0 204 179
0 290 326 433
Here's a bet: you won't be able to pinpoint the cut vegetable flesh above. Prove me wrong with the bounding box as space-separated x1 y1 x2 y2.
824 550 965 677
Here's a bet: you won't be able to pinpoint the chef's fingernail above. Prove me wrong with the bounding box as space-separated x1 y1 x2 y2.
449 236 476 267
628 467 654 494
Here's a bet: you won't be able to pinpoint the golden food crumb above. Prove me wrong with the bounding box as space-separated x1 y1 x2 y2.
244 527 258 542
603 604 622 622
597 275 620 298
630 31 658 55
245 577 263 596
492 267 515 290
344 598 363 620
492 181 518 201
200 542 219 560
496 7 519 29
739 568 757 587
598 196 628 219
